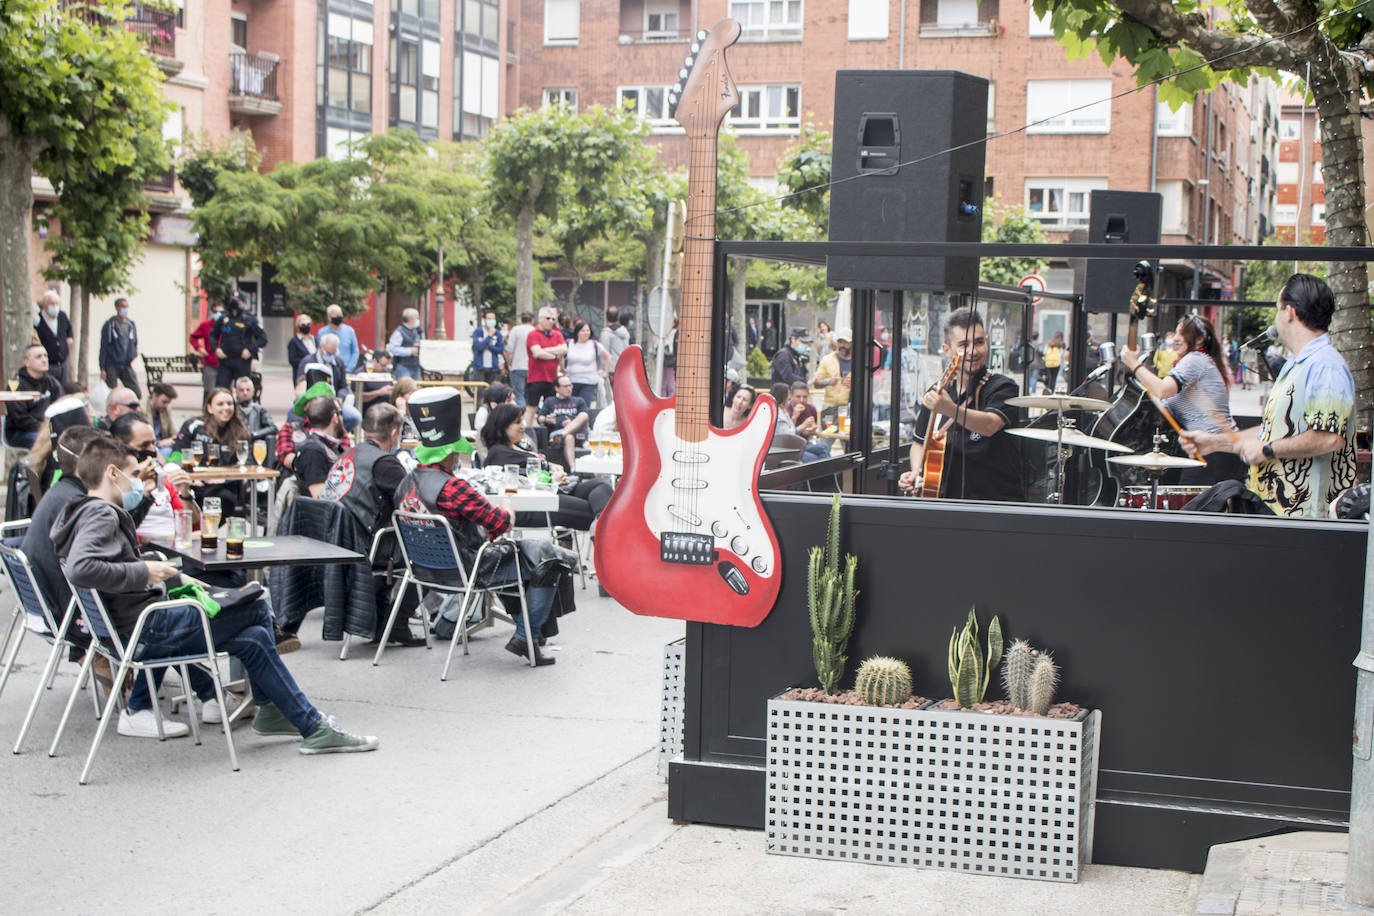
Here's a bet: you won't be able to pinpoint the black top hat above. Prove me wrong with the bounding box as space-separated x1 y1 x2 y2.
408 387 471 463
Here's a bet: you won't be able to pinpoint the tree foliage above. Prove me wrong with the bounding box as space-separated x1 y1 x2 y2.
776 121 832 229
178 130 259 302
1033 0 1373 404
0 0 171 377
979 197 1050 287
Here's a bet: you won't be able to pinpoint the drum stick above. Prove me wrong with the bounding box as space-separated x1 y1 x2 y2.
1143 390 1207 467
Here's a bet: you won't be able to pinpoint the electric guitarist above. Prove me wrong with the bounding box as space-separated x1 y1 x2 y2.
898 307 1025 501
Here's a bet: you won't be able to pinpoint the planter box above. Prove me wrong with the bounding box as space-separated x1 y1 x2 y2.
765 694 1101 882
658 638 686 778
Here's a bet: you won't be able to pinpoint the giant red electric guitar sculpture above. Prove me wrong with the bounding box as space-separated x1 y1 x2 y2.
593 18 781 627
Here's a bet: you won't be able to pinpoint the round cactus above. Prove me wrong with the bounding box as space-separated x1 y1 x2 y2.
855 656 913 707
1002 638 1033 711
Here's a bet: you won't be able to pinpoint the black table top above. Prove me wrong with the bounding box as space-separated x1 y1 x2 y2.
149 535 365 572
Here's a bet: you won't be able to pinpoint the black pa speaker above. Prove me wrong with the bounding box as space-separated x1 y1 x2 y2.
1082 190 1162 312
826 70 988 291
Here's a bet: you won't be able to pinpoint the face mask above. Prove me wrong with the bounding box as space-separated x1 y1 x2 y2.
298 324 310 334
114 468 144 511
330 315 343 326
794 343 810 358
118 308 129 319
212 310 223 321
44 305 59 319
485 318 496 329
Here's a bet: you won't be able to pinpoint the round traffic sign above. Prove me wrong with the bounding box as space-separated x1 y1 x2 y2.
1018 274 1046 304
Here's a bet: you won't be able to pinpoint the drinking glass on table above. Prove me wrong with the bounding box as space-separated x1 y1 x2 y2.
526 457 541 481
608 432 621 457
182 443 200 470
201 497 221 551
252 439 267 465
234 439 249 467
503 464 521 494
174 509 193 549
225 517 247 559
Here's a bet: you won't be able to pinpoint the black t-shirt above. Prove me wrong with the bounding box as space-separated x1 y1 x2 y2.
913 370 1024 502
294 435 338 490
372 452 406 520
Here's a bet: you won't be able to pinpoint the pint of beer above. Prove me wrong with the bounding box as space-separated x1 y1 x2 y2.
201 497 221 551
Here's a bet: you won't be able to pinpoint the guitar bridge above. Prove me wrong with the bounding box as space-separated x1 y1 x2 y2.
660 532 716 565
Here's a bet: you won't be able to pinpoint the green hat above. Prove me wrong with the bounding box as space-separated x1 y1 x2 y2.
292 380 337 418
408 387 473 464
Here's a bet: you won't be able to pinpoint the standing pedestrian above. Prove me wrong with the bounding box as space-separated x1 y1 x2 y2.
524 306 567 426
33 291 74 385
470 309 505 383
317 303 360 372
506 312 534 408
387 307 425 380
99 297 141 397
209 294 268 389
189 303 222 396
287 313 317 383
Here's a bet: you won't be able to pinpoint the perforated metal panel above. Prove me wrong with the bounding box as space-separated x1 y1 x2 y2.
658 638 685 779
765 697 1100 883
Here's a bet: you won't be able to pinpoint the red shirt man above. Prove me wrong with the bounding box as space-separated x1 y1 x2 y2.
524 307 567 420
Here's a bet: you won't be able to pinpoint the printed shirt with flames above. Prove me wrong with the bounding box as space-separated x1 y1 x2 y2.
397 464 510 539
1250 333 1357 518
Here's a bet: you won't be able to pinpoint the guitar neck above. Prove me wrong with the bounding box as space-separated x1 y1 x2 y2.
676 135 719 444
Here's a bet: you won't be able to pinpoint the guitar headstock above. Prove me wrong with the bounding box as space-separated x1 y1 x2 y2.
668 19 742 139
1129 261 1156 323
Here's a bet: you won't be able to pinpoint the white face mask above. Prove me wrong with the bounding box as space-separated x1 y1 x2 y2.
44 305 59 319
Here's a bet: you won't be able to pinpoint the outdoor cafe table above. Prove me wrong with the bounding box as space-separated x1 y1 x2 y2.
573 455 622 477
183 465 280 535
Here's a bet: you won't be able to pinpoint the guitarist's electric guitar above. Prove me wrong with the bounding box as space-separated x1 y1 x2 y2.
918 352 964 498
593 19 781 627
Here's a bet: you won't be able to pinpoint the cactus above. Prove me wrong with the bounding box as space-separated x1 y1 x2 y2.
809 493 859 695
1002 639 1034 711
947 607 1002 708
854 656 913 707
1028 653 1059 715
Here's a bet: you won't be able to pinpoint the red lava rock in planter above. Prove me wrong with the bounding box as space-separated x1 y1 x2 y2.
778 687 929 709
933 698 1083 718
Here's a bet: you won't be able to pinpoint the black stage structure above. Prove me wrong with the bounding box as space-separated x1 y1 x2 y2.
675 239 1371 872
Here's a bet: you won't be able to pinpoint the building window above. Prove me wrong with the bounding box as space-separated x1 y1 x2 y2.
1026 79 1111 133
936 0 978 27
1024 177 1106 227
1157 179 1188 233
543 87 578 110
645 0 679 37
322 13 374 119
618 86 678 130
986 81 995 133
1278 118 1301 140
325 125 369 160
730 0 803 41
848 0 887 39
1028 8 1053 36
1312 161 1324 183
460 0 499 51
455 49 499 139
396 0 441 26
391 36 440 135
231 14 247 49
1312 202 1325 223
545 0 578 44
1273 203 1296 224
1155 101 1192 137
727 84 800 132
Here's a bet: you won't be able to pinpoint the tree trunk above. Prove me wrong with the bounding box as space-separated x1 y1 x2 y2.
1309 71 1373 412
471 266 485 315
730 256 748 360
74 284 90 383
514 179 542 317
0 136 40 380
566 274 583 314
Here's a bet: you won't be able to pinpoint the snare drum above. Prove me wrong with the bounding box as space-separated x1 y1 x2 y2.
1119 485 1208 510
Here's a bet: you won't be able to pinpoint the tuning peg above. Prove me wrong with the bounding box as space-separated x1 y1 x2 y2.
679 68 688 79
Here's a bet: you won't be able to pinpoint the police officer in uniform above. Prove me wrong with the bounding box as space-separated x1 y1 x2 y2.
210 295 269 389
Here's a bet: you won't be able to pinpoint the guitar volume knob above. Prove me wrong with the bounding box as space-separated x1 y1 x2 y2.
751 556 768 574
711 521 728 538
730 536 747 556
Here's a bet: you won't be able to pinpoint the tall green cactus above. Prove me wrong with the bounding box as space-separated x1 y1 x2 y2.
1028 654 1059 715
1001 637 1060 714
854 656 913 707
947 607 1002 708
809 493 859 695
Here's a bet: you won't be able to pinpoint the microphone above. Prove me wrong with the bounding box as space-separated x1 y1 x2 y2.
1243 326 1277 350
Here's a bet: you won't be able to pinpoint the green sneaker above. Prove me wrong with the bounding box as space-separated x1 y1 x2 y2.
299 715 380 755
251 704 299 737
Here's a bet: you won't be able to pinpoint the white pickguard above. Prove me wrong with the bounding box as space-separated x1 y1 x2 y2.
643 401 777 577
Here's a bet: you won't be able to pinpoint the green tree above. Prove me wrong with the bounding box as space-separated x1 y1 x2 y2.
979 197 1050 287
485 103 648 316
776 121 832 229
0 0 171 377
1033 0 1373 406
178 130 260 303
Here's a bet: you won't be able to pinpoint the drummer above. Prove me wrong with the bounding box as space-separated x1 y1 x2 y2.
1120 312 1246 486
898 307 1025 501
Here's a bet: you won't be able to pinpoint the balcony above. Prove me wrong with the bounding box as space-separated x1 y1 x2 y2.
228 52 282 116
60 1 180 73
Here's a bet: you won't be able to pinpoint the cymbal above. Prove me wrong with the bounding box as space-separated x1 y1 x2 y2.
1007 393 1113 412
1108 452 1206 470
1008 426 1134 452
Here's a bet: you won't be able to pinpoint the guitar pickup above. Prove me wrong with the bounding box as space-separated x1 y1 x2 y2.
660 532 716 565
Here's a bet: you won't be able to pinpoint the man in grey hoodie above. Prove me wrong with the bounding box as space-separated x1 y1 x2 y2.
51 437 380 753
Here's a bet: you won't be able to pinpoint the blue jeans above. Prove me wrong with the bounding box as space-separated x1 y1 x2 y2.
4 428 37 449
510 369 527 408
571 382 598 408
435 555 555 643
393 362 419 380
126 598 321 736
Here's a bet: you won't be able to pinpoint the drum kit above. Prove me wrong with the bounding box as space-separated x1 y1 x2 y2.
1005 393 1205 509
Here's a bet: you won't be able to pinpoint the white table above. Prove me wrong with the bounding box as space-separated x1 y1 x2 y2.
574 455 623 477
0 391 42 402
455 473 560 513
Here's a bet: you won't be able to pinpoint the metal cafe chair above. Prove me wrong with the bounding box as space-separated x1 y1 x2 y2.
383 510 533 678
0 544 102 755
338 526 414 661
0 518 32 664
55 585 239 785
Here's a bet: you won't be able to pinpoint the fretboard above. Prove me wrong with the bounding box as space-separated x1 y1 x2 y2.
675 132 720 443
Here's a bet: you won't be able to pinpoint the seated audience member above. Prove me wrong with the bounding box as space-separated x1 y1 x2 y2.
474 383 515 464
173 387 251 513
20 425 106 658
390 376 421 441
785 381 831 461
293 396 349 497
98 386 141 432
51 436 379 751
590 402 616 437
537 375 590 470
319 403 423 646
109 412 196 544
360 352 395 412
145 382 178 450
317 335 360 432
9 396 92 517
481 403 611 531
5 344 63 448
770 383 796 437
394 388 558 666
722 385 756 430
233 376 276 440
276 369 336 472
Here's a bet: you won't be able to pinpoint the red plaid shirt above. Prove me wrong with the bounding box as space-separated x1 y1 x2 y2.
422 464 511 539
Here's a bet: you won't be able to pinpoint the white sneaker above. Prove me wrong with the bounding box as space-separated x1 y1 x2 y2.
117 708 190 739
202 697 256 725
